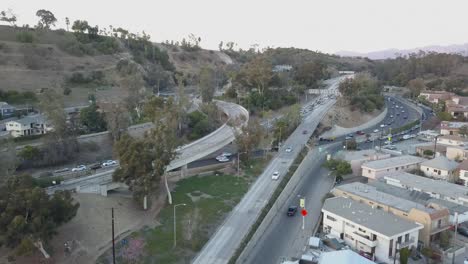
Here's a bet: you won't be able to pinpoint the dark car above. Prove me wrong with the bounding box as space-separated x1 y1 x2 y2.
90 163 102 170
356 131 365 135
287 206 298 216
359 251 373 260
457 226 468 237
302 130 308 135
403 116 408 119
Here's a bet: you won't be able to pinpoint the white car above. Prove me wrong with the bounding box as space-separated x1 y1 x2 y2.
220 152 232 157
285 147 292 153
72 165 87 172
102 160 117 167
216 156 229 162
272 171 280 180
380 124 386 128
373 129 379 133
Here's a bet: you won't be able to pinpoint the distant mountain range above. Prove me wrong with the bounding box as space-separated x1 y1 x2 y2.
336 43 468 60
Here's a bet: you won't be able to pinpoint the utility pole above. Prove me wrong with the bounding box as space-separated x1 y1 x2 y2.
452 212 458 264
433 135 439 158
112 208 115 264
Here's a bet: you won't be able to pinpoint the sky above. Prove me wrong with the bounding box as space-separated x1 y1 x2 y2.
3 0 468 54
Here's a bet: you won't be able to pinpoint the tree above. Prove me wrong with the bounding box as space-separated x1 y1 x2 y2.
0 9 17 27
0 174 79 258
120 72 146 121
218 41 223 51
35 9 57 29
18 145 41 161
344 139 357 150
407 78 426 98
113 118 177 206
459 125 468 137
294 61 328 88
235 119 264 162
80 103 107 133
199 67 216 103
71 20 89 34
65 17 70 31
439 230 451 249
243 56 273 98
102 102 130 142
399 247 410 264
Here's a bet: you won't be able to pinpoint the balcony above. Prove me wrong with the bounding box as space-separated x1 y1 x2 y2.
398 237 415 249
430 223 451 235
351 231 378 247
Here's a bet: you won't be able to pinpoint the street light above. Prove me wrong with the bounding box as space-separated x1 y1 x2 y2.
173 203 187 248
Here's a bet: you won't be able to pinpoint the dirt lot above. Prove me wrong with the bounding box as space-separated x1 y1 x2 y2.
320 98 382 128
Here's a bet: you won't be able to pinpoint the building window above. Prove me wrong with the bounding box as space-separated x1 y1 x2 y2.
427 168 429 171
377 205 383 210
437 219 442 228
346 222 355 228
368 170 371 173
389 239 393 257
405 233 409 242
358 227 366 233
398 236 402 244
403 213 408 216
396 167 399 171
326 215 336 222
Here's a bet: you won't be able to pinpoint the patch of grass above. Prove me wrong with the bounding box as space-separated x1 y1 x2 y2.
242 154 273 181
99 174 250 264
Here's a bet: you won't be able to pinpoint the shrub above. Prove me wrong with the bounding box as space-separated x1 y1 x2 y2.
63 87 72 95
423 149 434 156
93 37 120 54
16 31 35 43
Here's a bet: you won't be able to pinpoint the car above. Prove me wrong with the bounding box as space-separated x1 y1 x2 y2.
396 113 400 116
285 147 292 153
390 115 393 118
346 134 354 138
359 251 373 260
380 124 386 128
457 226 468 237
345 136 353 140
287 206 298 216
302 130 308 135
216 156 230 162
102 160 117 167
72 165 87 172
272 171 280 180
356 131 365 135
401 110 405 113
403 116 408 119
373 129 379 133
220 152 232 157
90 163 102 170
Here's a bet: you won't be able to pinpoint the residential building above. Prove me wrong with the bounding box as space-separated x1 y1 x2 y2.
318 249 375 264
383 172 468 206
419 91 454 104
369 180 468 225
420 156 458 181
415 143 446 157
457 159 468 187
437 135 468 147
440 121 468 136
322 197 423 263
333 182 451 246
5 114 52 137
0 102 15 117
446 103 468 119
361 155 426 180
446 145 468 161
450 96 468 106
337 149 391 176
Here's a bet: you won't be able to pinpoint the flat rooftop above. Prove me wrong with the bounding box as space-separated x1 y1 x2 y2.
383 172 468 201
369 181 468 215
334 182 436 214
323 197 423 238
362 155 426 170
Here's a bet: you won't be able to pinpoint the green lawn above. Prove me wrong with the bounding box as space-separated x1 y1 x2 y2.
98 173 250 264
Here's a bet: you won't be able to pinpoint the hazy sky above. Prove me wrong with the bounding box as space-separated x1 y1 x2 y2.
3 0 468 53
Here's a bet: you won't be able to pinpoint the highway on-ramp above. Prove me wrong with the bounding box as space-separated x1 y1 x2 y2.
192 77 346 264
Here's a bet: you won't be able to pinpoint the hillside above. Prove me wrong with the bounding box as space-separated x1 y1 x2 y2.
0 25 232 107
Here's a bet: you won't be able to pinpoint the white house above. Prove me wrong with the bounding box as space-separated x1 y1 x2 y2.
457 160 468 187
437 135 468 147
5 114 52 137
361 155 426 180
322 197 423 264
420 156 458 181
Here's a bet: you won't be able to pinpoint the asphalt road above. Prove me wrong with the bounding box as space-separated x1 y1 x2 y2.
240 143 341 264
242 95 426 263
192 77 345 264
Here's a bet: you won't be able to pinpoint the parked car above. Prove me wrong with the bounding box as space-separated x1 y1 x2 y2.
403 116 408 119
72 165 87 172
272 171 280 180
373 129 379 133
287 206 298 216
302 130 308 135
102 160 117 167
285 147 292 153
220 152 232 157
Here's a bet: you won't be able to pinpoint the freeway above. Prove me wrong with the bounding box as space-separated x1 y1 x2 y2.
192 76 346 264
241 94 425 264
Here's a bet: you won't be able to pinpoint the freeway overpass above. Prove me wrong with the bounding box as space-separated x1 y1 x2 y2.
46 100 248 195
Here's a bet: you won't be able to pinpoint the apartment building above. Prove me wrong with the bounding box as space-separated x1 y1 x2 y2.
369 180 468 224
383 172 468 206
322 197 423 263
419 91 454 104
446 145 468 161
458 159 468 187
338 149 391 176
437 135 468 147
420 156 458 181
0 102 15 117
333 182 451 246
361 155 426 180
440 121 468 136
5 114 52 137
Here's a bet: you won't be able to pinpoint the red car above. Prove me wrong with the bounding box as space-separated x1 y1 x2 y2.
356 131 365 135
